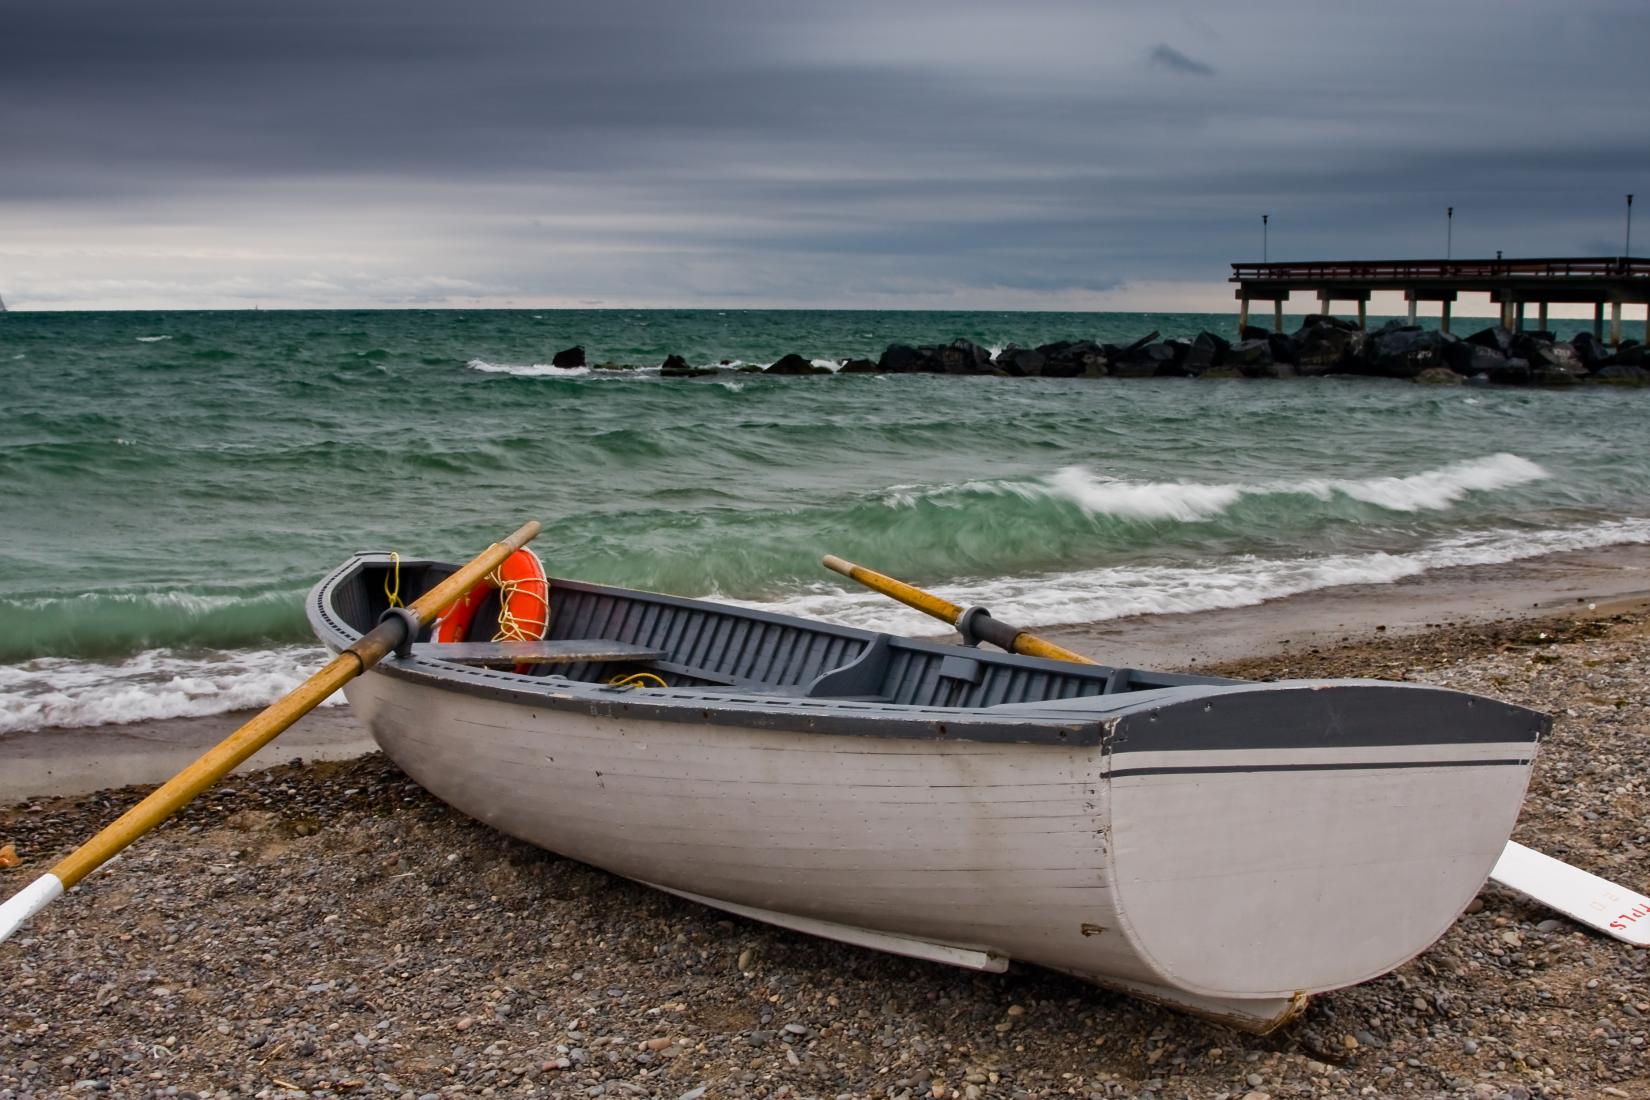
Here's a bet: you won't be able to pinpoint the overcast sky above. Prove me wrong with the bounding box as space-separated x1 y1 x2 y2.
3 0 1647 311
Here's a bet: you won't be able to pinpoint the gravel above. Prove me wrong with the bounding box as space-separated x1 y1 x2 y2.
3 609 1647 1099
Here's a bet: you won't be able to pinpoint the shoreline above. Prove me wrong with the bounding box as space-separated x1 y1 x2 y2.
3 552 1647 1097
2 541 1645 803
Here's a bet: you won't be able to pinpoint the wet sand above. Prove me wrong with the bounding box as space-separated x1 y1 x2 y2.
4 543 1645 802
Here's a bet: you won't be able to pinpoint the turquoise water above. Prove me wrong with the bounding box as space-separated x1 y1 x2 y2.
2 308 1647 733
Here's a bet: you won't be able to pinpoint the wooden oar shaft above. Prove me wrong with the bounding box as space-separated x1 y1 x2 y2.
821 553 1095 665
821 554 966 625
1 521 541 943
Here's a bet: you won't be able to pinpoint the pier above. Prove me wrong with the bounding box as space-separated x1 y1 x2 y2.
1232 257 1650 343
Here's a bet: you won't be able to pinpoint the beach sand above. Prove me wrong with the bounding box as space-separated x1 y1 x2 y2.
3 544 1649 1098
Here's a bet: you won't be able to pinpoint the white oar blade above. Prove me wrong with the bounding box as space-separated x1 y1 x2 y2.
0 874 65 944
1490 841 1650 946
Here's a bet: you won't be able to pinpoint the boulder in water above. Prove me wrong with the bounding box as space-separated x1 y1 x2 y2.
1593 363 1650 386
994 344 1046 377
766 353 830 375
660 354 716 378
878 343 940 373
936 339 993 374
552 345 585 369
1036 339 1107 377
1465 326 1514 354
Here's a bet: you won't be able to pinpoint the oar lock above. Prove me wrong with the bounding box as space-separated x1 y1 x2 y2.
956 605 1021 652
377 606 423 658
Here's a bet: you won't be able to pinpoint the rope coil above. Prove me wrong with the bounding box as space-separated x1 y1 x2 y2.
607 672 669 690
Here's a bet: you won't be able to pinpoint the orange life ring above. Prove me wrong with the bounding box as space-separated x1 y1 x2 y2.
435 547 551 648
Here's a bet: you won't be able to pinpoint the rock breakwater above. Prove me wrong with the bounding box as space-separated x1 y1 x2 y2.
549 321 1650 386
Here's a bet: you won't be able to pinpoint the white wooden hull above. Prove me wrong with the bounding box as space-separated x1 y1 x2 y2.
343 671 1535 1030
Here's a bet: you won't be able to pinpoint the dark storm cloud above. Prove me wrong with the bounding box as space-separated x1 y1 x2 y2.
1147 45 1215 76
3 0 1649 307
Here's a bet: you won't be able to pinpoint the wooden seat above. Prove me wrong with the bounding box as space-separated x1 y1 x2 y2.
410 640 666 667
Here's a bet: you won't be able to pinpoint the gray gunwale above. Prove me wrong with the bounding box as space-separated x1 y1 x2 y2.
307 553 1547 753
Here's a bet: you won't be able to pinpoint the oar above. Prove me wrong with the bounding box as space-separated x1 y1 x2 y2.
821 554 1096 664
821 552 1650 947
0 520 543 944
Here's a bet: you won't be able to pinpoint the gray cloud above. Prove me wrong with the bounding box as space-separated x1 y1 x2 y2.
2 0 1648 309
1148 44 1215 76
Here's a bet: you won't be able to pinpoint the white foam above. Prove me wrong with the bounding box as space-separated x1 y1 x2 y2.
894 453 1550 522
466 358 590 378
134 335 171 343
0 644 343 736
734 518 1650 635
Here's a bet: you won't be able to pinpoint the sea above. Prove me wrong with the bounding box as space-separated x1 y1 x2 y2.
2 307 1648 737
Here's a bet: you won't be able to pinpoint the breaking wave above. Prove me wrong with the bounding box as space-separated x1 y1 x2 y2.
745 518 1650 635
465 358 591 377
0 644 342 736
887 453 1549 522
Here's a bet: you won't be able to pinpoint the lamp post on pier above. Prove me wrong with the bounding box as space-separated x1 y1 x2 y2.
1446 206 1453 261
1627 194 1634 260
1262 214 1269 264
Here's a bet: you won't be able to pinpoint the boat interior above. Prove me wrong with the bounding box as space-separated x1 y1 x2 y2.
327 558 1223 709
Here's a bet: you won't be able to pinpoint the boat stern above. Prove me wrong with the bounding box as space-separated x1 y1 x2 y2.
1101 680 1546 1003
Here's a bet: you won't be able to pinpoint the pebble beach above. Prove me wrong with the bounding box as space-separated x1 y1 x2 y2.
5 594 1648 1100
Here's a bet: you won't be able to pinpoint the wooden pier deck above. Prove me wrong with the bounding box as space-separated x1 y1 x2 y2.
1231 257 1650 342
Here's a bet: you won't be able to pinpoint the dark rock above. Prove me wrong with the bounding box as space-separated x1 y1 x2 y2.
994 345 1046 377
1146 341 1190 376
765 353 829 375
1509 331 1553 362
592 361 635 371
660 354 715 377
1414 366 1466 385
1365 327 1445 379
1240 325 1272 342
877 344 934 373
1487 357 1532 385
1442 337 1490 374
1226 338 1273 370
1194 330 1231 360
1181 336 1219 373
1118 330 1161 356
552 345 585 369
1593 363 1650 386
1297 313 1360 333
1572 331 1605 369
1531 364 1581 386
1530 342 1585 378
1604 340 1644 367
1296 325 1359 374
935 339 992 374
838 358 879 374
1108 356 1161 379
1267 332 1299 365
1465 326 1514 354
1035 339 1106 378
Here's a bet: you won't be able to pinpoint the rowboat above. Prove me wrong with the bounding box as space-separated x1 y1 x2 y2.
306 550 1547 1031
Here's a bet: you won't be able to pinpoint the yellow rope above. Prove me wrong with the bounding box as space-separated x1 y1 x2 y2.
487 562 551 642
383 552 403 609
607 672 669 690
